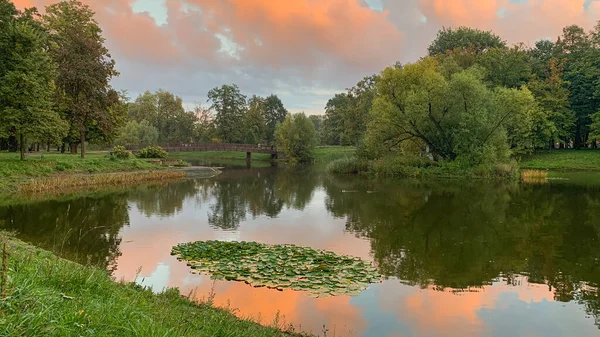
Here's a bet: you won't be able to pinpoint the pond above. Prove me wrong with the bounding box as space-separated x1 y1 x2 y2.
2 165 600 337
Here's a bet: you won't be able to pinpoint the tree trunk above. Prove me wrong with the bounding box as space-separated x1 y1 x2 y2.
70 143 78 154
36 143 39 152
47 142 51 152
80 129 86 159
61 143 65 153
19 133 25 161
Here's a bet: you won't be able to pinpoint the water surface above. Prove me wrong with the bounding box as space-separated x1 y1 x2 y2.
2 166 600 337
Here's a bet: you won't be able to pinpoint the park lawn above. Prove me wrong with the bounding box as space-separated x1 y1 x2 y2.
0 232 306 337
312 146 356 163
0 152 162 191
519 150 600 171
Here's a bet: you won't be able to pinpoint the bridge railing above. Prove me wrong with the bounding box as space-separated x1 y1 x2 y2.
129 143 277 153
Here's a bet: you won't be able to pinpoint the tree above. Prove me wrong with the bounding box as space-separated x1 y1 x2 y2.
428 26 506 56
128 90 195 143
527 59 575 148
192 105 216 143
309 115 324 145
322 93 349 145
43 0 118 158
207 84 247 143
477 46 532 88
365 57 535 164
245 95 267 144
0 4 68 160
263 95 287 145
275 113 316 163
342 75 377 145
114 119 158 147
555 25 600 148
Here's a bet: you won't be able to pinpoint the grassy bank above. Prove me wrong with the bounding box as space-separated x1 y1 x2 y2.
519 150 600 171
0 232 307 337
327 156 519 180
0 152 164 191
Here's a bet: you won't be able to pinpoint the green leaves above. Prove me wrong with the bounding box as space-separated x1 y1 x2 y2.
172 241 381 297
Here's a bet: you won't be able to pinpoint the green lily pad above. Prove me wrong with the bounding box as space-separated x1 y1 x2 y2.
171 240 381 298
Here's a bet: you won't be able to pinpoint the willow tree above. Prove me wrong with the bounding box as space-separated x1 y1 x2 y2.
43 0 118 158
0 4 67 160
365 57 537 165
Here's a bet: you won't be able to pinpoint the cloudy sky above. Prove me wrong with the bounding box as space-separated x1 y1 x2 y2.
14 0 600 114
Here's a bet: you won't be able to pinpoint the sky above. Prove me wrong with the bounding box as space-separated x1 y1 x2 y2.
13 0 600 114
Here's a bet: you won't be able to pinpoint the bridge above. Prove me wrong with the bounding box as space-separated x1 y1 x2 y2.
130 143 281 160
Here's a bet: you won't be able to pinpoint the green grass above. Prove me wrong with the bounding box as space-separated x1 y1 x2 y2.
0 232 308 337
0 152 162 191
520 150 600 171
312 147 356 163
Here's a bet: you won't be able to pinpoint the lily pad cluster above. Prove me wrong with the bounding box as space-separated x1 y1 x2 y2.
171 240 381 297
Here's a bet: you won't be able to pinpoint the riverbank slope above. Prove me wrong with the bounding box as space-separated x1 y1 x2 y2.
0 232 307 337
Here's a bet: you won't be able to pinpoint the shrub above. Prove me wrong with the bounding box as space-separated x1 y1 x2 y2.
112 146 132 159
327 157 369 175
135 146 168 159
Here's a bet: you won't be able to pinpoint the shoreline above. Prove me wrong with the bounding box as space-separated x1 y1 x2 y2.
0 232 309 337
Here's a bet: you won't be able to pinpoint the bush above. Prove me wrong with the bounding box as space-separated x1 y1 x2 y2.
112 146 132 159
326 157 369 174
135 146 168 159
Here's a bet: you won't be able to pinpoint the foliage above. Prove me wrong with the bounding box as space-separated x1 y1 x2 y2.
43 0 119 158
172 240 381 298
1 234 308 337
135 145 168 159
326 157 369 175
0 3 68 160
428 26 506 56
111 145 131 159
128 90 195 143
321 76 377 146
115 119 158 147
208 84 247 143
263 95 288 145
366 57 519 165
275 113 316 163
245 95 267 144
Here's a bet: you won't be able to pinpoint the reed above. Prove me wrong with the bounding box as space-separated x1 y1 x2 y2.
18 170 186 193
521 169 548 184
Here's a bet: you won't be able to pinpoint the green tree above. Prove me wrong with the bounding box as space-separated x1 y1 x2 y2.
192 105 216 143
366 57 536 164
263 95 287 145
555 25 600 148
428 26 506 56
342 75 377 145
0 4 68 160
245 95 267 144
275 113 316 163
114 119 158 147
309 115 324 145
527 59 575 148
477 46 532 88
322 93 349 145
207 84 247 143
128 90 195 143
43 0 118 158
